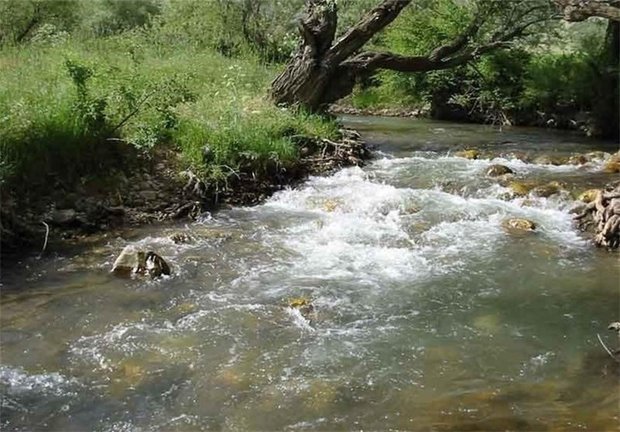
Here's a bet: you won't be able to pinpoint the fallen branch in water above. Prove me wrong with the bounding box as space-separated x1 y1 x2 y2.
39 221 49 258
597 333 619 363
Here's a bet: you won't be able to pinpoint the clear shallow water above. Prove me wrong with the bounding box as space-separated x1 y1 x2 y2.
2 117 619 431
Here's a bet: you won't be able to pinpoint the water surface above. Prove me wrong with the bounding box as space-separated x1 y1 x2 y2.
2 117 619 431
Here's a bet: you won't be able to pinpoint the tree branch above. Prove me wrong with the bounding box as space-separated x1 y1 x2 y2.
327 0 412 65
429 11 486 61
342 3 550 75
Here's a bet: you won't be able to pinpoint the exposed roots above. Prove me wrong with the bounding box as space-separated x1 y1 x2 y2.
574 184 620 249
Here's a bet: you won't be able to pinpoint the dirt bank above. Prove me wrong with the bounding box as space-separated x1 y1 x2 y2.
0 128 370 260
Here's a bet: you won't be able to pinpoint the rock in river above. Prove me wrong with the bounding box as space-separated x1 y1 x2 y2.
533 155 566 165
578 189 601 203
502 218 537 233
112 246 171 278
603 152 620 173
454 149 480 160
288 297 315 320
169 232 193 244
508 181 536 197
486 164 514 177
531 181 565 198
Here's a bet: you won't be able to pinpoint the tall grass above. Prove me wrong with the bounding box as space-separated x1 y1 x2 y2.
0 32 339 194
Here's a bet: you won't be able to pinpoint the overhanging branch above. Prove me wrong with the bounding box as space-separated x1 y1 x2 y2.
327 0 412 65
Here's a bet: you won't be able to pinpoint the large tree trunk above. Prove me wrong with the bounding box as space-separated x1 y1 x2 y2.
270 0 340 110
271 0 410 111
271 0 551 112
593 20 620 140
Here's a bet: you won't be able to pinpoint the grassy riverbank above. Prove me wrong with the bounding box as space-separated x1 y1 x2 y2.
0 33 349 251
0 34 338 197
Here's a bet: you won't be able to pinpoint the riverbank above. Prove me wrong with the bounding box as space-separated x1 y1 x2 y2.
0 36 363 258
0 127 370 259
329 103 606 137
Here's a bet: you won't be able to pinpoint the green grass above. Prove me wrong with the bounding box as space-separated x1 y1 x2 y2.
0 33 339 194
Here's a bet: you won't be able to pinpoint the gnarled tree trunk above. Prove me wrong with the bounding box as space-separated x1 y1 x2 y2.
593 20 619 139
271 0 410 111
271 0 552 112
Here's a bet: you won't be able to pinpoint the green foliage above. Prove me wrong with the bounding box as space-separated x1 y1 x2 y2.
81 0 163 37
349 0 608 127
521 53 598 112
0 0 79 44
0 25 338 192
382 0 473 56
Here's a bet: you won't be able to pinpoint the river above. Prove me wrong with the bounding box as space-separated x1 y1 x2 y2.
1 117 619 431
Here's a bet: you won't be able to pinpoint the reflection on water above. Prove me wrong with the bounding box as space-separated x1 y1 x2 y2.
2 118 619 431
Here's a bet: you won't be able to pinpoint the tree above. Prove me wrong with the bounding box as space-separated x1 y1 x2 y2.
552 0 619 138
270 0 555 112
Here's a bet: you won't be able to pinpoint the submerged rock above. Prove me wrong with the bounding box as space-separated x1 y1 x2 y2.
486 164 514 177
288 297 315 320
533 155 566 165
585 151 611 161
531 181 565 198
502 218 537 232
322 199 342 212
169 232 193 244
112 246 171 278
454 149 480 160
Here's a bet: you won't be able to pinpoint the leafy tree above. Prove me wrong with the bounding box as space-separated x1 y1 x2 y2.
271 0 555 111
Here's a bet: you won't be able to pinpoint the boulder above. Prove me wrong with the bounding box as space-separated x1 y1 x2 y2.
603 152 620 173
567 154 588 165
142 251 171 278
533 155 566 166
486 164 514 177
531 181 565 198
112 246 171 278
112 246 140 277
454 149 480 160
502 218 536 232
508 181 536 197
578 189 601 203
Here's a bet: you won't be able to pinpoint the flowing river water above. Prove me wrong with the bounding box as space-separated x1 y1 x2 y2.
1 117 619 431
